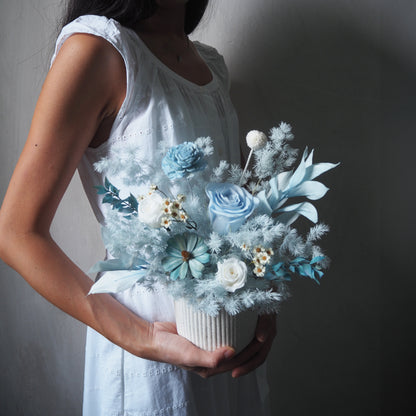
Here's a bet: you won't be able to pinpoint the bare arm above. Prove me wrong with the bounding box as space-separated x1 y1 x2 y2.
0 34 233 372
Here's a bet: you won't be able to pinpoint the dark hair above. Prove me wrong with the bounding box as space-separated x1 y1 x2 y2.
61 0 209 34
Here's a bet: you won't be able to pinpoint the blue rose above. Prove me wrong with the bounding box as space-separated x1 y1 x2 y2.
206 183 259 234
162 142 206 180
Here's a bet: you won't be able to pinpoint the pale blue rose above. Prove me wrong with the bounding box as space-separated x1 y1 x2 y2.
206 183 259 234
162 142 206 180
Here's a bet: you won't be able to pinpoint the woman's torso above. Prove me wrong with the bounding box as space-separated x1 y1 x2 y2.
51 14 239 225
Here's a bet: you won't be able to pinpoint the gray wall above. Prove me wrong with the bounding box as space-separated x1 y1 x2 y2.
1 0 415 414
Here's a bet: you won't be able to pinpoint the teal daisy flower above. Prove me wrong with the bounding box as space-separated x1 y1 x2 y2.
161 233 210 280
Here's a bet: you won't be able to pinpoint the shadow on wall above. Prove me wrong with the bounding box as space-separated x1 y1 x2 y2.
226 2 416 415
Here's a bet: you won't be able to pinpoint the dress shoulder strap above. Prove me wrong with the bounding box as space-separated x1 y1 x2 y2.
50 14 138 119
194 41 230 91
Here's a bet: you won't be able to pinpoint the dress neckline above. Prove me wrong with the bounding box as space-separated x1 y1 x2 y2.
123 25 218 92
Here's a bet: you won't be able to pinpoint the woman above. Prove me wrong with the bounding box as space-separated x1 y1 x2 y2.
0 0 276 414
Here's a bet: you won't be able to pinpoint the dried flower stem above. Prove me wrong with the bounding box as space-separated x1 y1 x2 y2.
239 149 253 186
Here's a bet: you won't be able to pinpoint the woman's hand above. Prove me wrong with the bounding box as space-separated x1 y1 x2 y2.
231 313 277 378
147 321 236 378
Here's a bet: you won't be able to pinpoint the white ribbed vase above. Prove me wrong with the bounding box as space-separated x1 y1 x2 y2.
174 298 258 353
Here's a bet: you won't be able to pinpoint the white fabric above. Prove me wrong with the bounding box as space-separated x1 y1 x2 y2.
52 14 270 416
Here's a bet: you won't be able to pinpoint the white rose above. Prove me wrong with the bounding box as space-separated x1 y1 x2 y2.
216 257 247 292
137 192 165 228
246 130 268 151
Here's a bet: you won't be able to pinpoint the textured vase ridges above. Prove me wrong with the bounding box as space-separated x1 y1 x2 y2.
174 299 258 353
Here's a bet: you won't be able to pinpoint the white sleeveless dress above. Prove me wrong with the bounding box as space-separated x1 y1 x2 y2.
52 14 270 416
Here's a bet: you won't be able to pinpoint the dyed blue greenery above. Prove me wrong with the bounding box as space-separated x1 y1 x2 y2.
95 177 138 216
265 256 325 284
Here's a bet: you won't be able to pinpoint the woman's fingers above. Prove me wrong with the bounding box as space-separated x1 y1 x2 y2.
185 344 236 369
197 339 262 378
231 337 274 378
255 313 277 342
228 338 264 366
150 321 236 371
231 314 277 378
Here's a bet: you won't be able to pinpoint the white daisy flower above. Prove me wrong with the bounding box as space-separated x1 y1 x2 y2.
240 243 249 252
253 264 266 277
258 252 270 264
178 210 188 222
170 209 179 219
161 217 171 228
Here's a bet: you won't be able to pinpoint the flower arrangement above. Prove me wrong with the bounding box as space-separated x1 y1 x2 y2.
89 122 339 317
